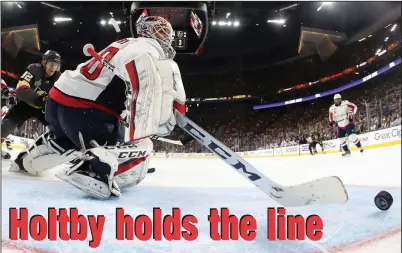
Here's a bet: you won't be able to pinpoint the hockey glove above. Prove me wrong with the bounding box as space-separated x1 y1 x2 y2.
41 95 48 114
156 112 176 137
347 112 354 121
8 96 16 105
1 88 9 98
33 91 48 112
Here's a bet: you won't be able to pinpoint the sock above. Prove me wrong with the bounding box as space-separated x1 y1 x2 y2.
354 140 362 149
341 141 350 152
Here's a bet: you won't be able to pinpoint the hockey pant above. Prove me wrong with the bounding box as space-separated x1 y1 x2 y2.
309 141 318 155
309 141 324 154
338 123 363 152
1 101 47 144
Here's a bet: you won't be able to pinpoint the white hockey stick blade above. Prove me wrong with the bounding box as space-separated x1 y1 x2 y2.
174 111 348 207
151 136 183 146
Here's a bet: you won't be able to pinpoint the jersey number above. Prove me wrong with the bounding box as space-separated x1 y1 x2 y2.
80 39 130 81
21 71 34 82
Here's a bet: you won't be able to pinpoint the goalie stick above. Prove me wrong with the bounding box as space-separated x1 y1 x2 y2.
82 44 348 206
174 111 349 207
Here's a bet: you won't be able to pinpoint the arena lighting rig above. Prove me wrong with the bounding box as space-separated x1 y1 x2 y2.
254 57 401 110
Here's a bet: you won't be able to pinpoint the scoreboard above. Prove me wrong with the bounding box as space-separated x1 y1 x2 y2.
173 30 187 50
129 2 209 55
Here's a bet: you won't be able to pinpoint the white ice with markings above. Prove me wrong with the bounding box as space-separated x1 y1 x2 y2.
2 145 401 253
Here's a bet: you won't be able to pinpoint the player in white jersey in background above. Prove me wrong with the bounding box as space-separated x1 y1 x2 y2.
9 16 186 199
329 94 364 157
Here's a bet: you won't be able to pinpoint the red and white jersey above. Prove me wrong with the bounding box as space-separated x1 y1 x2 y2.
50 37 166 119
1 79 7 90
50 37 186 141
1 106 9 120
329 100 357 128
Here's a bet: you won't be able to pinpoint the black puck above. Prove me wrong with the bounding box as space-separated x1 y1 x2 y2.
374 190 393 211
147 167 155 174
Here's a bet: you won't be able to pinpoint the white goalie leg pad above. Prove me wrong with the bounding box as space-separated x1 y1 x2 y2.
11 131 77 176
55 147 121 199
113 138 153 189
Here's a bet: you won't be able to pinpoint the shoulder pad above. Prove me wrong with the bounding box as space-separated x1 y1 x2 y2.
142 38 165 58
27 63 43 75
53 71 62 79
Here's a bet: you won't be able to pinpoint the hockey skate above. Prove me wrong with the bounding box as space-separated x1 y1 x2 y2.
6 141 12 150
342 150 351 157
55 136 121 199
1 149 11 159
9 157 30 174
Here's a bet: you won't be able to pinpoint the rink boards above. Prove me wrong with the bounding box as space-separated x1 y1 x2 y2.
3 125 401 159
152 125 401 158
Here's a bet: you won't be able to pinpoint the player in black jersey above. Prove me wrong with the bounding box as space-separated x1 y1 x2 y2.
308 132 326 155
1 50 62 159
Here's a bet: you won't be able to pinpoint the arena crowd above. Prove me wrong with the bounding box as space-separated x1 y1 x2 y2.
4 17 401 154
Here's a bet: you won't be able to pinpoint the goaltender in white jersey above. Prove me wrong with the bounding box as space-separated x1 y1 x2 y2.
329 94 364 156
9 16 186 199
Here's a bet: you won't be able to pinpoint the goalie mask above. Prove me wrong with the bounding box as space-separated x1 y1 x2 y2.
136 16 176 59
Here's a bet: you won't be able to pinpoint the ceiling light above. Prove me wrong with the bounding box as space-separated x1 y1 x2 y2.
377 50 386 56
384 37 389 42
267 19 286 25
317 2 334 11
14 2 22 8
54 17 72 23
226 13 230 18
267 19 286 24
100 20 106 25
212 20 239 27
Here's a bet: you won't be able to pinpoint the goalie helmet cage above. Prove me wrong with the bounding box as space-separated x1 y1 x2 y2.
127 1 210 55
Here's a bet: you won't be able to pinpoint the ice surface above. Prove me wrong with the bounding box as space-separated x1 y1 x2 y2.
2 145 401 253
